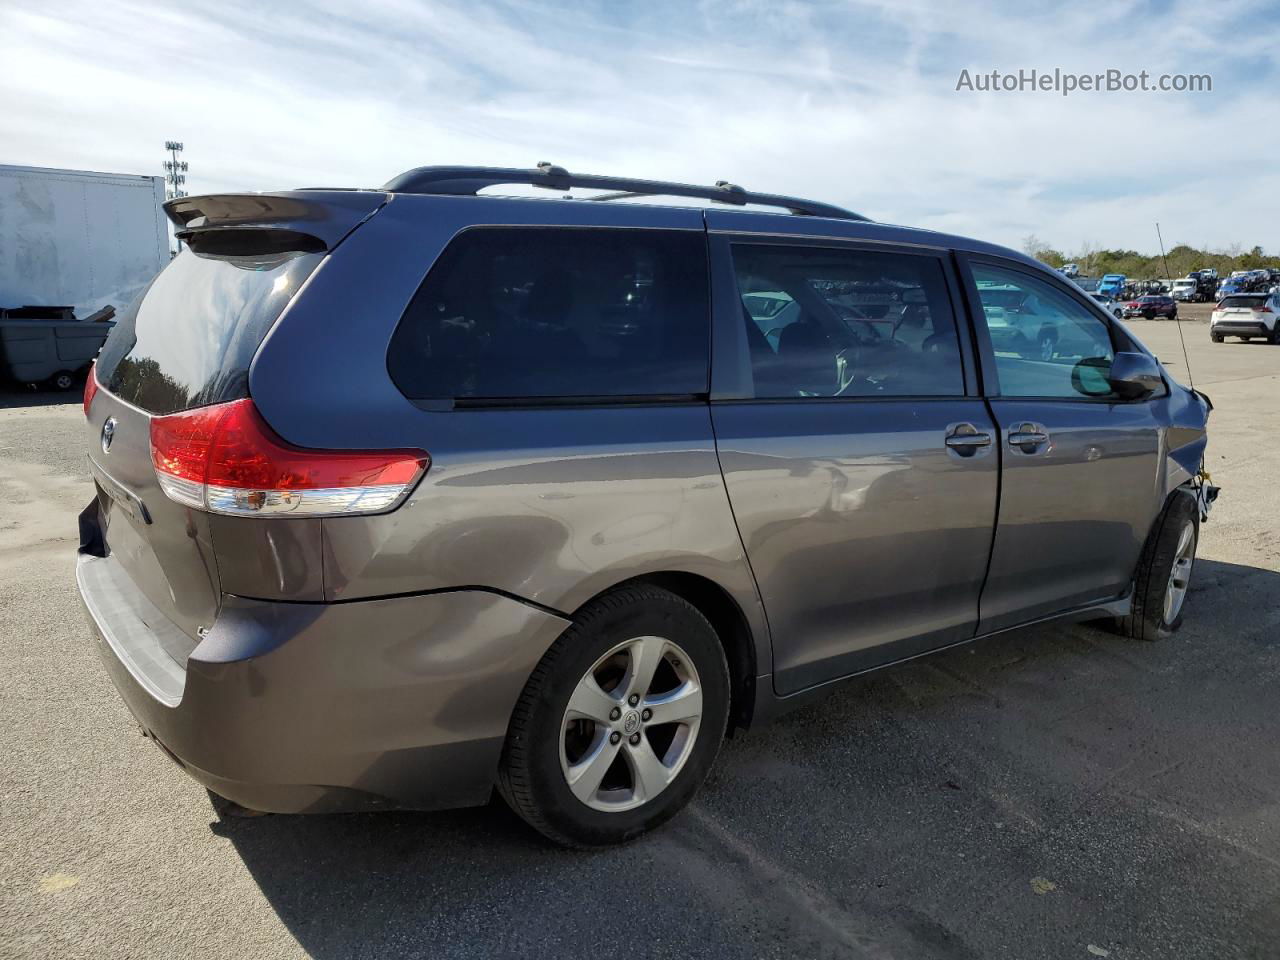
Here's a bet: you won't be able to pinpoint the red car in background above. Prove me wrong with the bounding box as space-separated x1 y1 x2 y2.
1124 294 1179 320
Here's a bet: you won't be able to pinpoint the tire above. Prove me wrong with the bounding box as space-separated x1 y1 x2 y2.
1270 325 1280 345
498 585 731 847
1211 333 1223 343
1038 332 1056 361
1116 492 1198 641
51 370 75 391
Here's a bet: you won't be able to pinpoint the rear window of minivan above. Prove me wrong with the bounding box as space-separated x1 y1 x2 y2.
387 227 709 402
96 249 322 415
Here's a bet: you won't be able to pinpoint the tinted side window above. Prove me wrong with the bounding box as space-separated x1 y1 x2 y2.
388 228 709 400
729 244 965 399
971 263 1115 399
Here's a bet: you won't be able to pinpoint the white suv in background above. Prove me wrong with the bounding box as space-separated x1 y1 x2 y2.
1210 292 1280 343
1090 293 1124 318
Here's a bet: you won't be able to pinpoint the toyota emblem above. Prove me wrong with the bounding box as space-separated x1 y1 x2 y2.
101 417 117 454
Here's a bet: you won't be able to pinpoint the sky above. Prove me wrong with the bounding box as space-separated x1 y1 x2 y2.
2 0 1278 255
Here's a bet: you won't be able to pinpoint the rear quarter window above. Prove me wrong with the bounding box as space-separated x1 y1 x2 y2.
96 249 321 415
387 227 710 401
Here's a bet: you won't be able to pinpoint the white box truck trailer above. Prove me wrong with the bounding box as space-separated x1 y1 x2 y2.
0 163 168 315
0 164 168 388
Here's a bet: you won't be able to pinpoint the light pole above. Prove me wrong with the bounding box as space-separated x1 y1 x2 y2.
163 141 188 252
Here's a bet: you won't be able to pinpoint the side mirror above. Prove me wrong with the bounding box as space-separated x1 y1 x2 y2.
1107 351 1164 400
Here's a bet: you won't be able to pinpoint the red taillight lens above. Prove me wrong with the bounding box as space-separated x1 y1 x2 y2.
83 362 100 416
149 398 429 516
1254 305 1273 313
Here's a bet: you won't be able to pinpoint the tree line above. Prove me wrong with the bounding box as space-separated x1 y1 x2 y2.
1020 235 1276 279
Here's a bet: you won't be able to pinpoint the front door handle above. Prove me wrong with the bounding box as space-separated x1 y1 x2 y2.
1008 422 1051 453
944 423 993 455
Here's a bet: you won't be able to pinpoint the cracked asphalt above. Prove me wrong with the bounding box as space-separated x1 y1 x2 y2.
1 316 1277 959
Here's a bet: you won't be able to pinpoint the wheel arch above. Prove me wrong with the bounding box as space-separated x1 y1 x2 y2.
569 571 761 734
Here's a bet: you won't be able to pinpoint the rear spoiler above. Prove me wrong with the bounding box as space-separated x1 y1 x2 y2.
163 191 388 251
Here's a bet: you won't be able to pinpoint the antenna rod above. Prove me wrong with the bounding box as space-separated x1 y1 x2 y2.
1156 222 1194 389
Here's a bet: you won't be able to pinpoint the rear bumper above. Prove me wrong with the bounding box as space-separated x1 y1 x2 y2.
77 546 571 814
1211 321 1271 336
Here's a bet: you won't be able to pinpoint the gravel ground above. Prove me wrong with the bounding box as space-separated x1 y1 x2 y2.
1 318 1277 960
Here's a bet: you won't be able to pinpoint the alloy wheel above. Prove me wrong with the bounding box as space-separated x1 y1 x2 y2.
1163 521 1195 623
560 635 702 813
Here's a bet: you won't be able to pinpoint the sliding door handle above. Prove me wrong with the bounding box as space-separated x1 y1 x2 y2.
945 423 993 455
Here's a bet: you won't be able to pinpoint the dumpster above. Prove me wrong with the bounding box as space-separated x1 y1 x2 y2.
0 305 115 390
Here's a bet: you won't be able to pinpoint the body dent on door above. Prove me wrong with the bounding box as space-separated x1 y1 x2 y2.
713 399 998 694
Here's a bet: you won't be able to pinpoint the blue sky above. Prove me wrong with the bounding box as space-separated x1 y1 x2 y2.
2 0 1278 253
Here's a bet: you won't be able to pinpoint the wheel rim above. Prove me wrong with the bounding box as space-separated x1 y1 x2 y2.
1163 521 1195 623
1039 337 1054 360
560 635 702 813
55 374 72 389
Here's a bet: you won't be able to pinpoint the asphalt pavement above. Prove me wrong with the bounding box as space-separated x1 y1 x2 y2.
1 316 1277 960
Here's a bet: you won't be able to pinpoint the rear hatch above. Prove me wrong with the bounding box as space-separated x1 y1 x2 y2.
1217 295 1266 316
85 191 385 659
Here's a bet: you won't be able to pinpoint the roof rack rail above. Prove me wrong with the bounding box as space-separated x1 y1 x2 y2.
380 163 866 221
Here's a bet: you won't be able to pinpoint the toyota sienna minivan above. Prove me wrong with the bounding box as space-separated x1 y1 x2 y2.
78 164 1216 847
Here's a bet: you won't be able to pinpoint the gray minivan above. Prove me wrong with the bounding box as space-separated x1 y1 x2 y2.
78 165 1215 847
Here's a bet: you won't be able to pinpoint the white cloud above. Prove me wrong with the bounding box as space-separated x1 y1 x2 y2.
2 0 1278 253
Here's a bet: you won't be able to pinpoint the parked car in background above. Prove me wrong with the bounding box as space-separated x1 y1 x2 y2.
1060 263 1080 278
1097 273 1127 298
1124 295 1178 320
1210 292 1280 343
1217 277 1248 298
1091 293 1125 318
76 164 1215 847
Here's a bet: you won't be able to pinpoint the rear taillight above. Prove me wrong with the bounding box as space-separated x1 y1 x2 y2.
149 398 429 516
83 362 99 416
1255 305 1273 313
